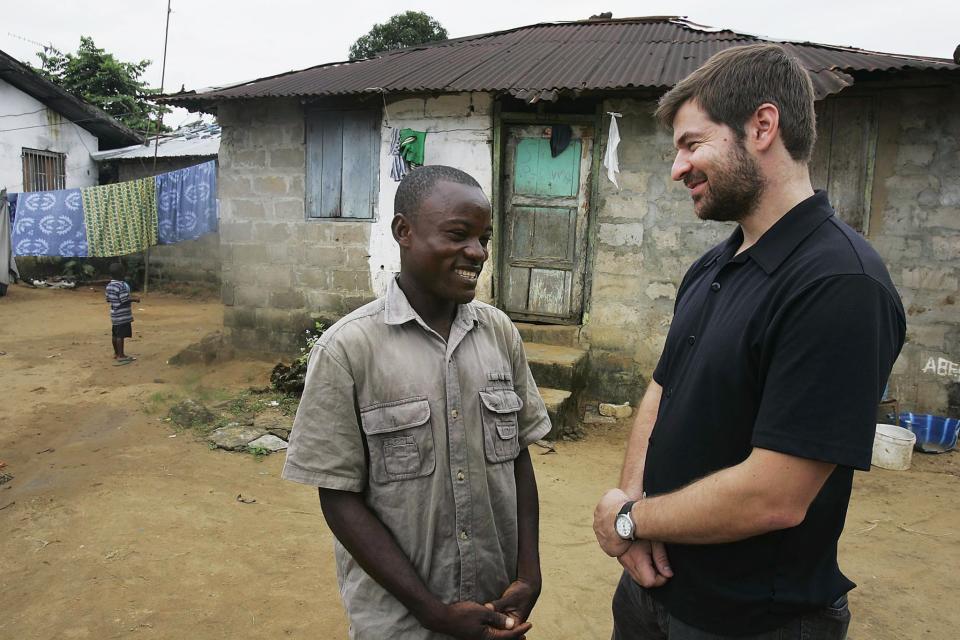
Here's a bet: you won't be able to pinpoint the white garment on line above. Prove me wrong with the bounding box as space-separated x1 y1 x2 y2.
603 112 622 189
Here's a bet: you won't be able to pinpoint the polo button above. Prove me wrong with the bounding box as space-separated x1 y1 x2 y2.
710 282 721 292
456 470 465 481
451 409 459 418
666 387 673 397
687 335 696 345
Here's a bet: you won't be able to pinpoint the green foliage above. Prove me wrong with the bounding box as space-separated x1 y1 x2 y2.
34 36 169 134
349 11 448 60
61 259 97 281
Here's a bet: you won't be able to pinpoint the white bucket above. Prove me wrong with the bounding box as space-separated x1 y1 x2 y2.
871 423 916 471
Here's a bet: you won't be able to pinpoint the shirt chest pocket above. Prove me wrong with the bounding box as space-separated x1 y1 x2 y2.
479 388 523 463
360 397 436 484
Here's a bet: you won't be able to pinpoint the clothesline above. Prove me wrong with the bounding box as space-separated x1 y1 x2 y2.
7 159 218 258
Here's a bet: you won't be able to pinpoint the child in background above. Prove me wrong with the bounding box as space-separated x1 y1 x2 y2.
105 263 140 365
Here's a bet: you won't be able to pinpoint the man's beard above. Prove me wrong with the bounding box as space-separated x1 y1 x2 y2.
688 142 765 223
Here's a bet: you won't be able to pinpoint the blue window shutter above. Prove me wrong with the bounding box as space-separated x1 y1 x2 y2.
306 110 379 219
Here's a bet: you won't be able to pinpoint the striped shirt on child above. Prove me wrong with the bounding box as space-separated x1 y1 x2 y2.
105 279 134 325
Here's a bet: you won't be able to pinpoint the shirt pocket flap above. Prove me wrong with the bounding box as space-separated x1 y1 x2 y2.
479 389 524 414
360 398 431 435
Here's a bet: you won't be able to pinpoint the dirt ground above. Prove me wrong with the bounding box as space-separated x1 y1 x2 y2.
1 285 958 640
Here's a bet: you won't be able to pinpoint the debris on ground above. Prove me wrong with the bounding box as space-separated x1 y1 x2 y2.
582 405 616 425
167 399 216 428
248 434 288 452
599 402 633 419
208 425 268 451
31 278 76 289
270 361 306 394
254 409 294 440
0 472 13 486
533 439 557 454
236 494 256 504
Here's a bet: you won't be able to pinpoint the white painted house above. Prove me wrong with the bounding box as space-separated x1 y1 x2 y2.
0 49 141 194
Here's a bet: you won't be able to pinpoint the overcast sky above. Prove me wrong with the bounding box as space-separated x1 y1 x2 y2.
4 1 958 128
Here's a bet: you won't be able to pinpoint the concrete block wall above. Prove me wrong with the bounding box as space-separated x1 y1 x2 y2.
217 98 374 355
585 89 960 416
582 98 733 402
868 85 960 415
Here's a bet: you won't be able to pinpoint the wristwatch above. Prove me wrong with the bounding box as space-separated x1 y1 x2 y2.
615 500 637 540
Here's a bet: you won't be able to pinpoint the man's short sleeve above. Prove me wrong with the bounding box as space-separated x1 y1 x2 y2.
752 275 904 470
511 329 552 447
281 345 367 490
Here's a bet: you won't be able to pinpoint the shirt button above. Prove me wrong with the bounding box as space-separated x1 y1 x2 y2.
710 282 721 292
460 530 469 540
687 335 696 345
451 409 459 418
456 470 465 481
666 387 673 398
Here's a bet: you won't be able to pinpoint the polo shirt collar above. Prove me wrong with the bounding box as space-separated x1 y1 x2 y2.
740 190 835 275
383 275 479 330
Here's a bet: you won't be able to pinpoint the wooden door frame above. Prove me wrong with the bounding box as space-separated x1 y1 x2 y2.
491 103 604 324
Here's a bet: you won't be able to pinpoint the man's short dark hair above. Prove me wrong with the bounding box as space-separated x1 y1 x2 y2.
109 262 125 280
394 165 482 218
654 44 817 162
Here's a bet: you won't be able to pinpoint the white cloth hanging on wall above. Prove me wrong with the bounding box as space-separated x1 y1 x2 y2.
603 112 622 189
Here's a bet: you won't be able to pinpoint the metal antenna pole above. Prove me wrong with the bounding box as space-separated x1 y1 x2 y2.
145 0 172 297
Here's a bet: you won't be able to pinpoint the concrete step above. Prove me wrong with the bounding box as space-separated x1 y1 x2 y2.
515 322 584 348
524 342 588 392
538 387 573 439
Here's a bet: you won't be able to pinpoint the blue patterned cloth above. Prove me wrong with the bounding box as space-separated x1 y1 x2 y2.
11 189 88 257
155 160 218 244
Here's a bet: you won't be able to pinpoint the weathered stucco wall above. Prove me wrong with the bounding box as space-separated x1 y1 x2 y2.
869 85 960 416
369 93 494 300
115 159 221 285
217 98 373 354
0 79 100 191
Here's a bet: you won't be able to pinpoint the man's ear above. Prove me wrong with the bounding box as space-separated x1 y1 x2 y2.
748 102 780 153
392 213 412 247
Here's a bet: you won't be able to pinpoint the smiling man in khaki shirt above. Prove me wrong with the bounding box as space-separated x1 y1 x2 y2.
282 165 551 639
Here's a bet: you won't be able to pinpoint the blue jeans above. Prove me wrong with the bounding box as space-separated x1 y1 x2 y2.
612 572 851 640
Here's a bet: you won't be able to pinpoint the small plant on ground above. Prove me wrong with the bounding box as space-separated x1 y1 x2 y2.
271 321 326 394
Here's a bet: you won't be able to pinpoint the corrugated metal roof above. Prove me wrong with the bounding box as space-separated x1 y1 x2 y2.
90 123 220 161
161 17 960 106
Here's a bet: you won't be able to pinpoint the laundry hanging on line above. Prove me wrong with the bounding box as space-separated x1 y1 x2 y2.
82 177 158 257
10 188 89 257
398 128 427 166
389 128 410 182
6 160 219 258
603 112 623 189
155 159 218 244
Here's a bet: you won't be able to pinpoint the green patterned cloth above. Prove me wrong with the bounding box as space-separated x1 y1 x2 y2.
82 178 158 257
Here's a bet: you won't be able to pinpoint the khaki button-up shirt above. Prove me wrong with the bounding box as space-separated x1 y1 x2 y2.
282 277 551 639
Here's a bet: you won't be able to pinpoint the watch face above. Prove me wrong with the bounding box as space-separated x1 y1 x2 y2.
615 515 632 538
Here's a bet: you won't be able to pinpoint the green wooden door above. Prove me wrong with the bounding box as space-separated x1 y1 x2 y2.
500 125 592 323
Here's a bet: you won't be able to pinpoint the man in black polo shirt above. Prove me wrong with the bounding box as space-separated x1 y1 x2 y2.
592 44 905 639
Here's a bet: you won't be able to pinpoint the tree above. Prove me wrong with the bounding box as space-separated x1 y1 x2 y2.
34 36 168 134
349 11 448 61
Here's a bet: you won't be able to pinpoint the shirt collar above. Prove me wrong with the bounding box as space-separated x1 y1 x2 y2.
741 190 835 275
383 275 479 330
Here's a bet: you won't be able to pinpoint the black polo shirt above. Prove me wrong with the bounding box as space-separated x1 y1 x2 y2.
644 191 905 635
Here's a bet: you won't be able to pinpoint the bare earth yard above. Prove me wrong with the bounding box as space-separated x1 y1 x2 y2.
1 286 958 639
